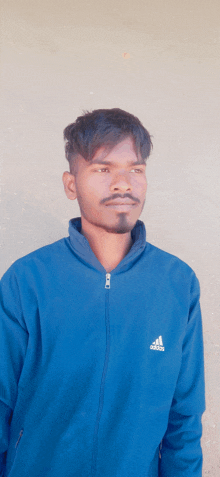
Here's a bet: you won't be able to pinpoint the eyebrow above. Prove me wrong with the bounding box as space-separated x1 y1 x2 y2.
89 159 146 166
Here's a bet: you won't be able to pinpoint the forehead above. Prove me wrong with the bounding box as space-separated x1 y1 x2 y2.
90 137 143 166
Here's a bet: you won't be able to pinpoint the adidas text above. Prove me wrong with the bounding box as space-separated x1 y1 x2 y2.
150 345 164 351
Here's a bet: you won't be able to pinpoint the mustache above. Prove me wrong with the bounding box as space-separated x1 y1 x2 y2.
101 193 140 204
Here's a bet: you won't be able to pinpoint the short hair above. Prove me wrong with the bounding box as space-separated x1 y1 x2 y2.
63 108 153 174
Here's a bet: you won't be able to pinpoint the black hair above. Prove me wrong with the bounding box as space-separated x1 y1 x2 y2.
63 108 153 174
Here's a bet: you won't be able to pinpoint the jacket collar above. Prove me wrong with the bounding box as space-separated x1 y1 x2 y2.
68 217 147 274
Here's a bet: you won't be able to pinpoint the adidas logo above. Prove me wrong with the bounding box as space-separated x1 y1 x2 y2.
150 336 165 351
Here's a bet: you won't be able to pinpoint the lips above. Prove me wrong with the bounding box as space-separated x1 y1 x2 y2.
106 200 136 206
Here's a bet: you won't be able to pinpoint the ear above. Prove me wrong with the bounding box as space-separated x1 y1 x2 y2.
62 171 77 200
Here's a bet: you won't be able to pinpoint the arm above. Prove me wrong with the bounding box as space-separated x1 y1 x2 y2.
0 268 29 475
159 273 206 477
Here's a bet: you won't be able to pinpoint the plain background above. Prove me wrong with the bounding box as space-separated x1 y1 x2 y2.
1 0 220 474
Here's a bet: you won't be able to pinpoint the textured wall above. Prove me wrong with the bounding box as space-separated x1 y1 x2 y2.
1 1 220 474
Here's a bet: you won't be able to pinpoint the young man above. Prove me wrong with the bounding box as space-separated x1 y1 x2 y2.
0 108 205 476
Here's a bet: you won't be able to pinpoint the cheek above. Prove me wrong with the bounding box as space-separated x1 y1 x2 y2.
133 176 147 194
86 175 109 195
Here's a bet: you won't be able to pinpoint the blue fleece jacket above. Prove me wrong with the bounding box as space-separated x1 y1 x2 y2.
0 218 205 477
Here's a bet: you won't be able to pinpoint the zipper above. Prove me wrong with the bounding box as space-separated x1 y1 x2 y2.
91 273 111 476
15 429 23 448
105 273 111 289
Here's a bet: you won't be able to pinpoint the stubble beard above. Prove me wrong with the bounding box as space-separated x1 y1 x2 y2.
100 213 135 234
81 206 135 234
101 197 146 234
77 194 146 235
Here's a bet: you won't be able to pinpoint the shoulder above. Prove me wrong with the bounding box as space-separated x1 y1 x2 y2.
145 241 194 270
1 238 70 282
144 242 199 289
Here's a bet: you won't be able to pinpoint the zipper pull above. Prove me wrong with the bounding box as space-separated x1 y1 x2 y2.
105 273 111 289
15 429 23 448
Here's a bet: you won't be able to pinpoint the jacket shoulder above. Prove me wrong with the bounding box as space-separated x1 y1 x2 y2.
145 242 198 280
1 238 69 280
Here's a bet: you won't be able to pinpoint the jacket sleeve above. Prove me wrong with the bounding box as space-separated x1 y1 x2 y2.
159 272 206 477
0 267 29 475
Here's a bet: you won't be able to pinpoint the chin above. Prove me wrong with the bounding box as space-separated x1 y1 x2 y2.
102 214 137 234
105 226 132 234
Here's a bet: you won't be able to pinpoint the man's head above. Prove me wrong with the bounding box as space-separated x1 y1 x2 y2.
63 108 152 176
62 108 153 234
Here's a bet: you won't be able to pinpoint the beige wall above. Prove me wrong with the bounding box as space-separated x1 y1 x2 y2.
1 1 220 474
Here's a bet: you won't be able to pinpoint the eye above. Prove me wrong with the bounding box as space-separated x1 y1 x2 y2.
96 168 109 173
130 168 144 173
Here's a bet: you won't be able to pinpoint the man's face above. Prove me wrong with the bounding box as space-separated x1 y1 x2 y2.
63 136 147 234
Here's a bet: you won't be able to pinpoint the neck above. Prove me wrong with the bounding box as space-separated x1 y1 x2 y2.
80 218 133 272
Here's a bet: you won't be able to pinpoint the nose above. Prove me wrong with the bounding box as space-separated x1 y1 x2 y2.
110 171 132 192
